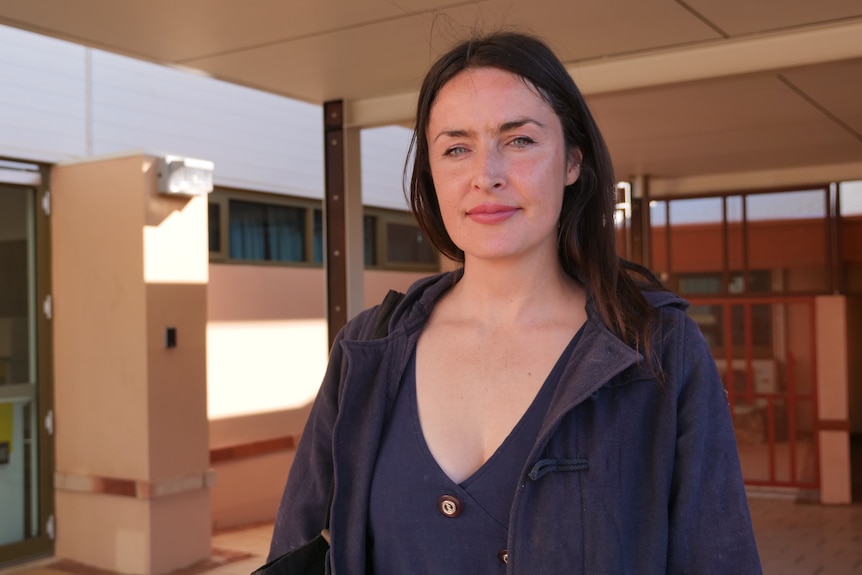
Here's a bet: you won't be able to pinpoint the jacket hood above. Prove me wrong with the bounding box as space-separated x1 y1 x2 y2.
382 270 462 336
643 286 689 311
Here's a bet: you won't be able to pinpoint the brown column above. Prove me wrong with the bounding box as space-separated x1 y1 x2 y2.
324 100 348 348
631 175 650 267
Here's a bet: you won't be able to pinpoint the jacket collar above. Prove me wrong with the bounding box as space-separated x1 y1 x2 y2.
346 269 683 423
387 268 687 331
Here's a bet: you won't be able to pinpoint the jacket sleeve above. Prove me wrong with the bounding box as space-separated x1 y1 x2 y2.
666 312 763 574
266 308 378 561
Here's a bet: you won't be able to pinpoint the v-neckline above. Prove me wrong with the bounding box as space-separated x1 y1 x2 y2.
409 327 582 488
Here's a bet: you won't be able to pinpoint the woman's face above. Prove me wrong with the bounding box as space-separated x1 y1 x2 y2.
426 67 580 265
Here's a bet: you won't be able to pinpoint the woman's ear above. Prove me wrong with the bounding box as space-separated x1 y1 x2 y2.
566 148 583 186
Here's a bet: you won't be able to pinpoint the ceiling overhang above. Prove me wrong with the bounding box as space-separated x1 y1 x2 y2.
346 19 862 128
1 1 861 185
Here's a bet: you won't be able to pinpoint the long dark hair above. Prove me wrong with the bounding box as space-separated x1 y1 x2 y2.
407 31 664 357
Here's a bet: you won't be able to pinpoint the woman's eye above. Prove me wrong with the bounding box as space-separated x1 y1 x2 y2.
511 136 535 147
444 146 468 157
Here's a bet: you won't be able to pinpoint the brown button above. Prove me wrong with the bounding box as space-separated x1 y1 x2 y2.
498 549 509 564
438 494 462 518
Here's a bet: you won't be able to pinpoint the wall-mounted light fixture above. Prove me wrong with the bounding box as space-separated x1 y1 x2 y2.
157 155 214 196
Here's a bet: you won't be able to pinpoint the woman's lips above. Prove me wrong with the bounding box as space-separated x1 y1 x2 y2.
466 204 519 224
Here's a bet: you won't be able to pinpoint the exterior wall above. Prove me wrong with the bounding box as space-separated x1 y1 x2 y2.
651 219 834 275
209 412 303 531
0 25 87 162
206 265 329 422
88 50 325 200
206 264 429 528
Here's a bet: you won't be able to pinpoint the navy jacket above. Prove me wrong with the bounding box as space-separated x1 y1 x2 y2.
269 271 762 574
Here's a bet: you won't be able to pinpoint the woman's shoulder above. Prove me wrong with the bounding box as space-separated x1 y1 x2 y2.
641 288 693 334
637 288 706 361
639 288 718 380
642 287 688 313
338 270 460 343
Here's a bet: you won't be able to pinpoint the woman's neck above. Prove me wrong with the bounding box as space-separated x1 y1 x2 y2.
447 255 584 329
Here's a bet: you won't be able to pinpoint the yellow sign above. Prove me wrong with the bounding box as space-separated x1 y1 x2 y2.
0 403 13 455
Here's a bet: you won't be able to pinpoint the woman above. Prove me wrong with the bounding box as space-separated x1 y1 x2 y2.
268 31 761 573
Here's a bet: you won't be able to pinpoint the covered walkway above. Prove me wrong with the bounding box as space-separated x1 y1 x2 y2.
0 1 860 573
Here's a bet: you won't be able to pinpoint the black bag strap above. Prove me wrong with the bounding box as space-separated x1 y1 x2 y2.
370 289 405 340
321 289 405 541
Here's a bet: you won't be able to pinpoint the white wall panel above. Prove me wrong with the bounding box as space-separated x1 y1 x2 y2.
361 125 413 211
0 25 87 161
90 50 325 199
0 24 411 210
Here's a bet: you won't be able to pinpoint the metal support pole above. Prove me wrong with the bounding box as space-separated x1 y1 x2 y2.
324 100 348 348
631 174 650 267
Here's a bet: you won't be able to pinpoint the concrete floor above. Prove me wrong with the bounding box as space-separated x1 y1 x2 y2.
2 495 861 575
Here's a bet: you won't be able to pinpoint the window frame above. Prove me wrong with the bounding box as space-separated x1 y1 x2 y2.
209 189 439 272
648 186 833 296
363 206 439 272
208 187 323 267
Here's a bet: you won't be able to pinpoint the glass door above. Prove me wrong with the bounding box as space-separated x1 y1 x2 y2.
0 175 53 565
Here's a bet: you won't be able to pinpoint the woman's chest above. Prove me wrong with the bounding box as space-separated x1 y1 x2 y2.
412 326 578 483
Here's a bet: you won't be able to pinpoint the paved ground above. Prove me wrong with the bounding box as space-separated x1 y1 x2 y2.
3 495 862 575
750 496 862 574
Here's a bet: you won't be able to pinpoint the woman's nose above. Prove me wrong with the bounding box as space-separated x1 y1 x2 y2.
472 147 505 191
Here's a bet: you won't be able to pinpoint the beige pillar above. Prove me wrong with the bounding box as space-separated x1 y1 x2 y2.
51 154 212 574
848 296 862 434
814 295 852 504
343 126 364 320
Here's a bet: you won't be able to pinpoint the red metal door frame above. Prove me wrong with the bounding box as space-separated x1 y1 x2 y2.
688 295 819 490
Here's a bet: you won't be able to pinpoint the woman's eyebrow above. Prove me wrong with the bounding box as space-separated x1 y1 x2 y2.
433 118 545 143
433 128 475 143
498 118 545 132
